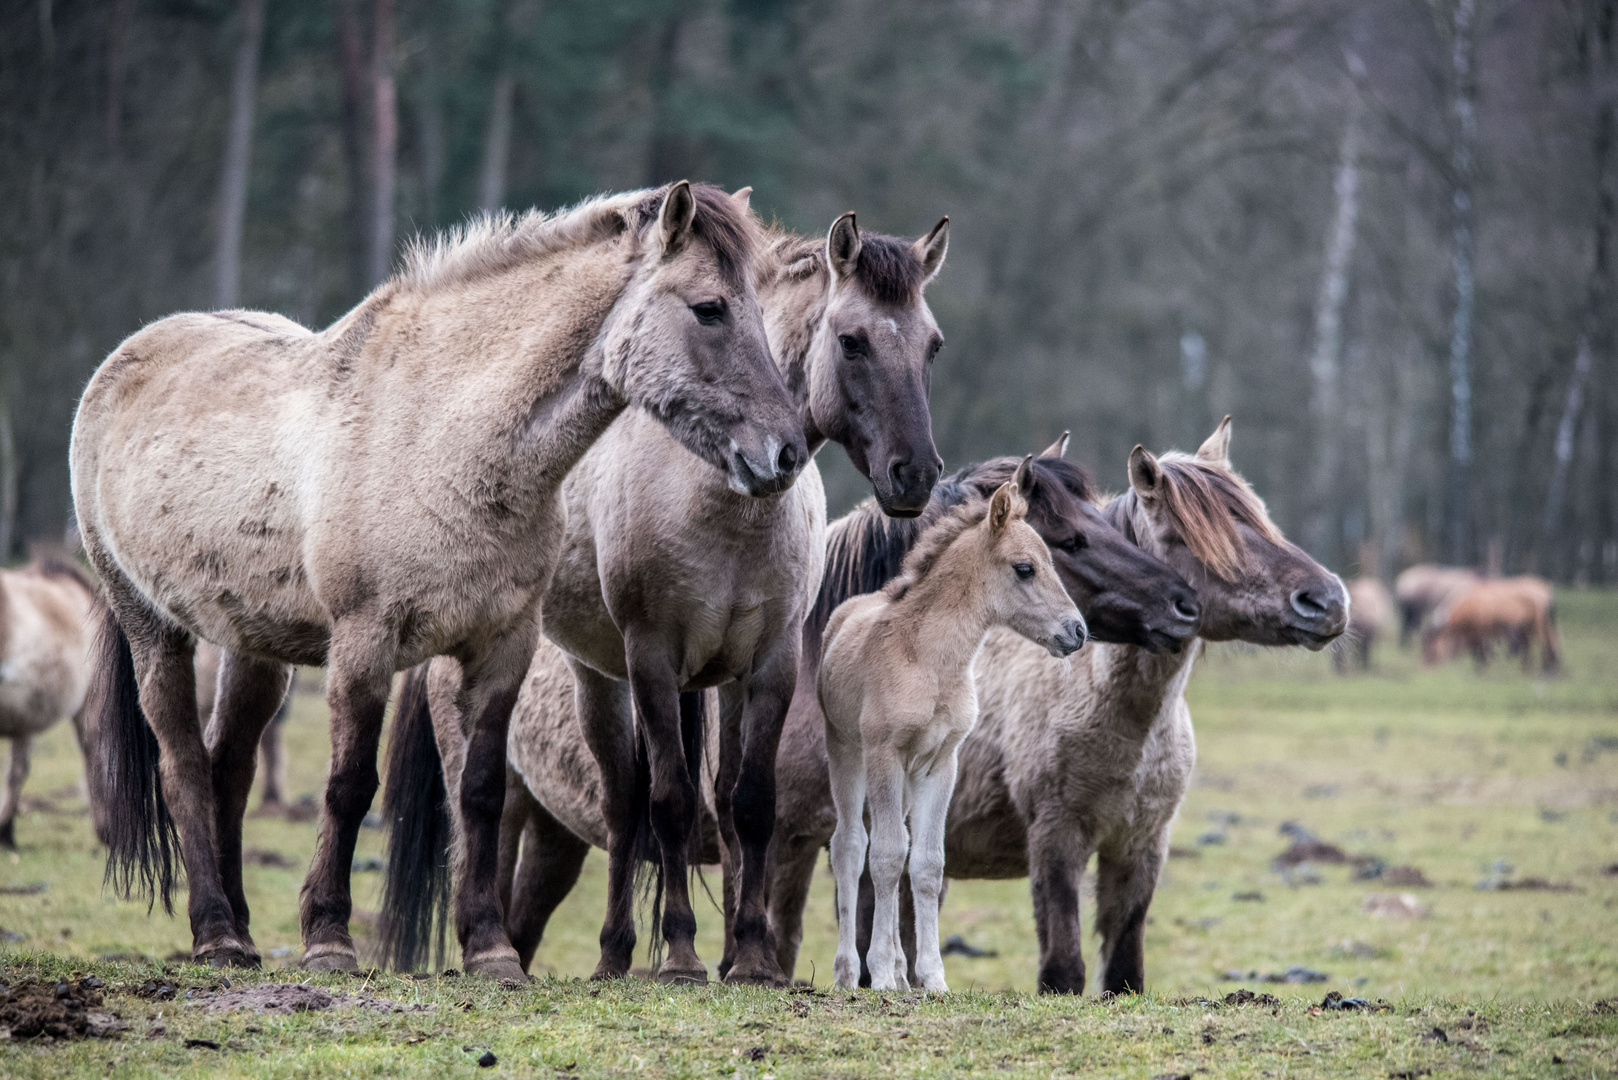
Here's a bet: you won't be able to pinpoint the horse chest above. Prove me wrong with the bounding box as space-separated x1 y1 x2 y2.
678 598 771 687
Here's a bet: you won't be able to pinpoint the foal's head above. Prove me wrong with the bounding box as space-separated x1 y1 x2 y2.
790 213 949 517
959 436 1200 653
890 459 1086 657
606 182 806 497
1107 418 1347 648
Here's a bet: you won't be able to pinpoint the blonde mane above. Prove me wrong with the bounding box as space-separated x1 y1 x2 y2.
1105 452 1284 581
882 498 992 603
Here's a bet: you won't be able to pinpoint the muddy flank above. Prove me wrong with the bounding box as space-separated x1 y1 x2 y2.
1 976 125 1039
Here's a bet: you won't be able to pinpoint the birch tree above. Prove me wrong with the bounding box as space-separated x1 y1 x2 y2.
213 0 265 310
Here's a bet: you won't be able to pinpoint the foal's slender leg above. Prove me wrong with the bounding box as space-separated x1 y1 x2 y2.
825 727 868 990
1095 834 1167 996
300 622 394 972
0 735 27 849
624 634 705 983
504 785 590 973
203 651 293 947
906 752 957 992
1027 823 1091 994
718 643 797 986
570 659 639 979
863 751 909 992
448 622 537 982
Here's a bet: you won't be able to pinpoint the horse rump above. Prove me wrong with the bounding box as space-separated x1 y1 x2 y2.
377 662 452 973
89 605 181 913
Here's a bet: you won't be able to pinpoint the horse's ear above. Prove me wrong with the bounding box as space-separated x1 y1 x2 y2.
913 216 949 285
730 186 753 211
1039 430 1070 460
1196 415 1232 466
1014 454 1035 497
658 180 697 254
827 212 861 282
989 479 1020 535
1128 445 1163 501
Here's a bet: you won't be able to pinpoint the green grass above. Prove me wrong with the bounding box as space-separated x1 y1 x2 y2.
3 590 1617 1076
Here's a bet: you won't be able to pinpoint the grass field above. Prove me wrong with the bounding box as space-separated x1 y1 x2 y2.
2 590 1616 1077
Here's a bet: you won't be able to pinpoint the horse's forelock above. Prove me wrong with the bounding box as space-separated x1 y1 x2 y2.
851 233 926 305
1154 454 1284 580
630 183 757 291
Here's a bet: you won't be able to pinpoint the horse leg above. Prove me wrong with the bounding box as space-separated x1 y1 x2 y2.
863 751 909 992
720 644 796 986
855 860 875 987
1028 822 1089 994
624 635 706 983
256 675 293 813
906 752 956 992
0 735 28 849
447 623 536 983
570 659 639 980
204 651 293 950
299 622 394 972
825 726 867 990
505 785 590 973
766 840 820 983
1095 835 1166 996
712 683 745 981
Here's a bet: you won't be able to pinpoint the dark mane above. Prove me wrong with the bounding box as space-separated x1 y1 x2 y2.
954 455 1097 504
1104 452 1282 580
853 232 926 305
629 183 757 290
882 499 991 603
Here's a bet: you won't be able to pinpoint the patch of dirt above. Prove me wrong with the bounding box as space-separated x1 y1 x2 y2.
196 982 432 1015
0 977 125 1039
242 847 298 869
0 882 46 896
1494 877 1582 893
1222 989 1280 1007
284 796 320 823
1380 865 1432 887
1363 892 1427 918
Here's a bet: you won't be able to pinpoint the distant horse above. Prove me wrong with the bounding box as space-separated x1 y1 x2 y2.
380 207 952 984
1422 576 1559 674
1394 564 1479 646
0 558 99 849
1337 577 1393 672
450 443 1198 979
819 462 1085 991
73 182 804 976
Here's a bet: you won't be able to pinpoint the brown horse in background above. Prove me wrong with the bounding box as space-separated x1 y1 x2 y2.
73 181 803 976
1423 576 1559 674
0 558 99 849
1394 564 1480 645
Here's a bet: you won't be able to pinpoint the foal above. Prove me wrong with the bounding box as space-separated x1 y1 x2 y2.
819 465 1085 991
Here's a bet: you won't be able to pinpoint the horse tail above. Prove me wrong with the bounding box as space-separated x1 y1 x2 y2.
90 604 180 914
378 663 451 973
633 689 709 962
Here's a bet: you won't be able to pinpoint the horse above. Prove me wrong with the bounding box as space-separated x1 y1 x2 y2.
72 181 805 978
1422 576 1558 673
819 463 1085 991
423 443 1198 980
379 207 951 984
1393 564 1479 645
194 643 292 815
1337 576 1393 672
0 558 99 849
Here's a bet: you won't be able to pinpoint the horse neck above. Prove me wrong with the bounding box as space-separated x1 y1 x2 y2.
1084 638 1201 739
890 543 997 674
758 258 829 449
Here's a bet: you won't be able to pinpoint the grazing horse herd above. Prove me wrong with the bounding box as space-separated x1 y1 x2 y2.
0 180 1528 998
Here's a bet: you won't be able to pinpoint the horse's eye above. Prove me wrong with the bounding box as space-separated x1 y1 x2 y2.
691 300 727 325
1014 562 1036 581
927 338 943 362
838 334 863 357
1063 534 1088 552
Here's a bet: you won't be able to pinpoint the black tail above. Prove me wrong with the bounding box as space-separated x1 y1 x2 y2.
632 689 709 961
91 605 180 913
377 663 451 973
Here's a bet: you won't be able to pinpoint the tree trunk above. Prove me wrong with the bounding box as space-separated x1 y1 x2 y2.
213 0 266 310
1304 92 1362 565
105 0 133 148
368 0 397 287
416 33 445 228
1444 0 1478 565
336 0 371 300
478 73 516 213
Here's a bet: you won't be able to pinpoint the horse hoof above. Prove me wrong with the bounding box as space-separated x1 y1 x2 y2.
300 944 358 972
197 942 260 969
466 956 529 986
654 963 708 986
722 963 789 988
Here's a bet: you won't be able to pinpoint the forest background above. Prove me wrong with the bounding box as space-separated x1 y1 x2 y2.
2 0 1615 583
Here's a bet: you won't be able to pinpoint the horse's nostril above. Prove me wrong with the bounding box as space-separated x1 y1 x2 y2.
1290 588 1328 619
1173 596 1199 622
777 441 800 476
888 459 909 490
